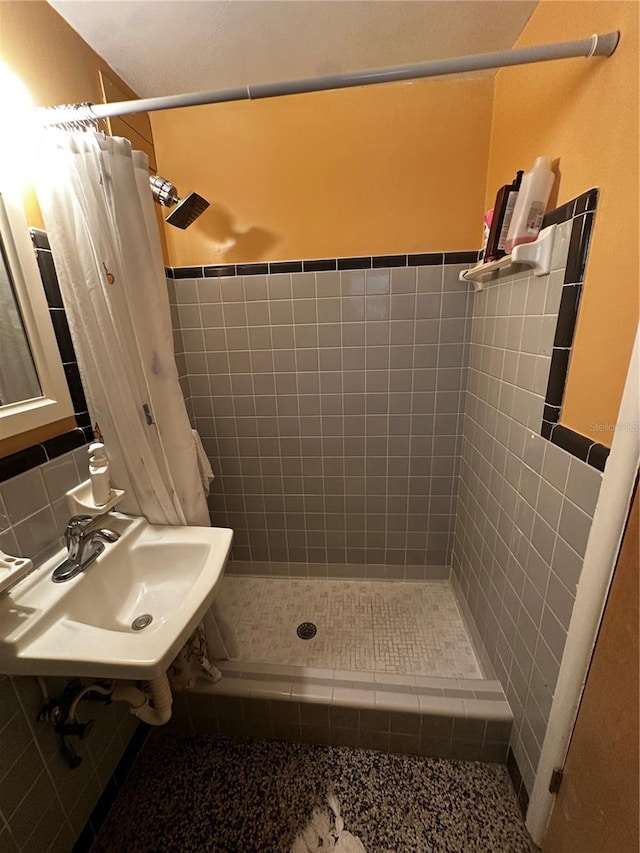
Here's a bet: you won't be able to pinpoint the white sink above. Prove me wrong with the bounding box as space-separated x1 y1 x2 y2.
0 514 233 680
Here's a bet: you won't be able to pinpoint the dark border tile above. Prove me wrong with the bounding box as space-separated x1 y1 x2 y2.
64 362 88 414
539 190 602 470
71 822 95 853
337 257 372 270
407 253 444 266
36 250 63 308
74 723 149 851
542 198 576 227
564 212 594 284
506 746 523 794
49 309 77 363
554 285 582 348
550 425 593 463
444 251 479 264
29 228 50 250
165 251 487 276
42 429 86 460
76 411 92 429
0 445 48 483
203 265 237 278
541 421 554 440
506 746 529 817
573 187 599 216
303 259 337 272
543 404 561 424
88 777 119 836
269 261 303 274
113 724 149 785
372 255 407 268
587 442 610 472
173 266 204 279
517 782 530 817
544 348 571 408
236 263 269 276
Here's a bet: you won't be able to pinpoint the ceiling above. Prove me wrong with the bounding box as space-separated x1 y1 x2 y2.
49 0 537 99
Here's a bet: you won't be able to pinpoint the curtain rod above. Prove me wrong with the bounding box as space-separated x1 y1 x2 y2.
37 32 619 126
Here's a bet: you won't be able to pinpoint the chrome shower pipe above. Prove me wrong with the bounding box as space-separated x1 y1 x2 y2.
37 32 619 126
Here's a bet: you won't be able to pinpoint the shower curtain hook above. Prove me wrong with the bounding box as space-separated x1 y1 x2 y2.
41 103 100 132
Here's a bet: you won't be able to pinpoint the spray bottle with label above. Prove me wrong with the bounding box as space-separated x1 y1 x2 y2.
483 170 524 262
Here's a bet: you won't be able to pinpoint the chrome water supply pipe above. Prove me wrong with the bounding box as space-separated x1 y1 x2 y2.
37 32 620 127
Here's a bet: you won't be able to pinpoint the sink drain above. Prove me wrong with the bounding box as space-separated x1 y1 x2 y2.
131 614 153 631
297 621 317 640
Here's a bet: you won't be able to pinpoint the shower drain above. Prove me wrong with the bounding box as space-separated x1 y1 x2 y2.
296 622 317 640
131 614 153 631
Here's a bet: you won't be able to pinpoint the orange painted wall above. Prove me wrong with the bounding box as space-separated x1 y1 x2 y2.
0 0 158 230
486 1 639 444
150 77 494 266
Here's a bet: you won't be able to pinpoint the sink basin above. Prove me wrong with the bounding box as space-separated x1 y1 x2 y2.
0 514 233 680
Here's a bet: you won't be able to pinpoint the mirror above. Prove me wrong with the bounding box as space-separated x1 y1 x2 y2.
0 189 73 442
0 227 41 405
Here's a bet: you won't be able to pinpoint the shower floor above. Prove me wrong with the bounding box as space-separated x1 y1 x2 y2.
216 577 482 679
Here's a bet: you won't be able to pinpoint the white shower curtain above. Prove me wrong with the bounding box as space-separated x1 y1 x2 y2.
34 130 232 685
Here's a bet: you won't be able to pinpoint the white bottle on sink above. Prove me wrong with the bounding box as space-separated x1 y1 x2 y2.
504 156 555 254
88 442 111 507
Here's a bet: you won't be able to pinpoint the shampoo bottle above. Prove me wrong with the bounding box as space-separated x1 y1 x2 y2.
505 157 555 254
484 170 524 262
88 442 111 507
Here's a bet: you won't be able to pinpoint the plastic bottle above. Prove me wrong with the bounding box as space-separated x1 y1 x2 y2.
481 209 493 258
484 170 524 262
505 157 555 254
88 442 111 507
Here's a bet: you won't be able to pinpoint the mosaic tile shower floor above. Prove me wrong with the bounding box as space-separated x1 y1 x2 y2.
92 733 533 853
217 577 482 678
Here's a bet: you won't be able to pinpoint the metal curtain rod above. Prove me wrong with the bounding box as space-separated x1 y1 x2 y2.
38 31 619 126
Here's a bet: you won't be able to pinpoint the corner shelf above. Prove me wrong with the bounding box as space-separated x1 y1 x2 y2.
460 224 557 291
66 480 126 516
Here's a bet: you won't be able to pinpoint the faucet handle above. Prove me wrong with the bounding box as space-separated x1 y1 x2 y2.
65 515 93 546
67 514 93 529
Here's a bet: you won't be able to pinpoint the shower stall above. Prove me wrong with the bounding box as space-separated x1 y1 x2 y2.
165 188 606 818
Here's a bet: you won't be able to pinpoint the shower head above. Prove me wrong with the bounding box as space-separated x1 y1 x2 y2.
149 175 210 229
166 192 210 229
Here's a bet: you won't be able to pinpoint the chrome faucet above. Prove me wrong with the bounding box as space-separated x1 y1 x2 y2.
52 514 120 583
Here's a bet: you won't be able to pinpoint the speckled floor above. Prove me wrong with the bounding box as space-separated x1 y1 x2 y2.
93 733 533 853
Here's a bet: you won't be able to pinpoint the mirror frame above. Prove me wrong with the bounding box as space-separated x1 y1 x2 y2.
0 190 74 440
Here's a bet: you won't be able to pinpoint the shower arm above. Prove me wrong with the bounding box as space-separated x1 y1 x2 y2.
37 31 619 126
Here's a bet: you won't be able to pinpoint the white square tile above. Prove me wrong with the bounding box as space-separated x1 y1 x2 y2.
219 576 483 679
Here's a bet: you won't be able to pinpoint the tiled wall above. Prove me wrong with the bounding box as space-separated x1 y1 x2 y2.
0 448 137 852
167 255 476 578
0 674 138 853
0 446 89 567
451 214 603 797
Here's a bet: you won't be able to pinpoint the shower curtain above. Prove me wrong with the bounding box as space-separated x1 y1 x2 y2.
34 129 232 686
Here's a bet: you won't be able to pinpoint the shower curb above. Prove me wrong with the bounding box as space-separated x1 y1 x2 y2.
169 664 512 764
